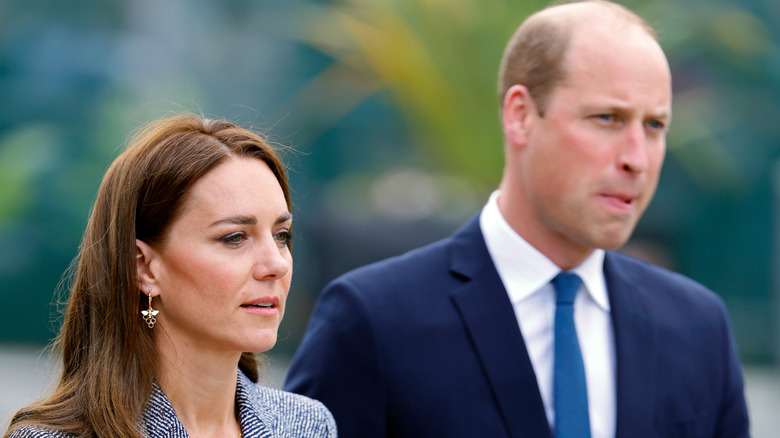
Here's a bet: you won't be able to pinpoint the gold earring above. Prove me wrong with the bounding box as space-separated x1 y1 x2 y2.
141 291 159 329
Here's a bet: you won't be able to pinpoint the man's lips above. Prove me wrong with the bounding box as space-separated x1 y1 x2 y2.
599 192 637 212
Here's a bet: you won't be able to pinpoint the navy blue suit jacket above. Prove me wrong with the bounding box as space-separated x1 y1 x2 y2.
285 217 749 437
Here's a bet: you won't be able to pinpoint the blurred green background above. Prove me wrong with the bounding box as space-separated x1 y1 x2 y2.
0 0 778 369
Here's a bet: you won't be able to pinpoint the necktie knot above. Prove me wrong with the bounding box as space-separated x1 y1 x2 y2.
553 272 582 305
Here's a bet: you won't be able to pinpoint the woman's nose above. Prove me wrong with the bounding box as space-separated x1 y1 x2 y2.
252 239 291 281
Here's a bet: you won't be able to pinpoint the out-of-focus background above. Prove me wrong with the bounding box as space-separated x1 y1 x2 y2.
1 0 778 434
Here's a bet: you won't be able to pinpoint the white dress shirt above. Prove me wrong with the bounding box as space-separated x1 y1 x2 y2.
480 190 616 438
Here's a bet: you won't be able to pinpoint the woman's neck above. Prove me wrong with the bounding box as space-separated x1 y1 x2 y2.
155 336 244 438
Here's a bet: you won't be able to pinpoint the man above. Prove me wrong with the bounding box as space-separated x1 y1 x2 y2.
285 1 750 437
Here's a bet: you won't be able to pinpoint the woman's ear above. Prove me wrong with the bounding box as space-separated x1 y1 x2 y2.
136 239 158 295
502 84 538 149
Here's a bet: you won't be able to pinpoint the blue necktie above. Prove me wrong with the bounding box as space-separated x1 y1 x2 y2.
552 272 591 438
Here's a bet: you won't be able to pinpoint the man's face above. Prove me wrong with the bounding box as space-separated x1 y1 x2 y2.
516 24 671 260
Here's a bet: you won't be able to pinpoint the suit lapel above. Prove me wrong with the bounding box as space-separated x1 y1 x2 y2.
448 218 552 438
604 253 656 436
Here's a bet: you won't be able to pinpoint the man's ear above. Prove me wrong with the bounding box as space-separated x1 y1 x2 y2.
502 84 538 148
136 239 158 295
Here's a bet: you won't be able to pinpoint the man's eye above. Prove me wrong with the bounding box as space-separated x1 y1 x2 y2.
647 120 665 130
219 232 246 246
596 114 614 122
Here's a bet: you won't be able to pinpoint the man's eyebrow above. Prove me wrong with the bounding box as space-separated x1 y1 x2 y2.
582 103 670 117
652 110 671 120
210 215 257 227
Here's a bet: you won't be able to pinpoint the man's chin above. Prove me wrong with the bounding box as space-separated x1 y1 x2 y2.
589 227 635 251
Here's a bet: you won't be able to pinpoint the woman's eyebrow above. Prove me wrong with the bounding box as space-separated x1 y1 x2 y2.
276 212 293 225
209 212 292 227
210 215 257 227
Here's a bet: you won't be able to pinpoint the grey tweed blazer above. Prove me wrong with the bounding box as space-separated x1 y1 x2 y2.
8 371 337 437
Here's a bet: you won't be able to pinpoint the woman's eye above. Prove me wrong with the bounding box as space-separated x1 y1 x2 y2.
219 232 246 246
596 114 615 122
274 230 291 246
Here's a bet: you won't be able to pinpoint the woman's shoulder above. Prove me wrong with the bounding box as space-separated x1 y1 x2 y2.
5 426 73 438
238 375 337 436
254 384 332 415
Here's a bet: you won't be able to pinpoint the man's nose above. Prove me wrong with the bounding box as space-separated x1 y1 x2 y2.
618 122 650 173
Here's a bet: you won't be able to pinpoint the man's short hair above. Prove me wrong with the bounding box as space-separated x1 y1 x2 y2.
497 0 657 116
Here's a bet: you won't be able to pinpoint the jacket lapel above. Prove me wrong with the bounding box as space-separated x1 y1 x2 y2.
604 253 656 436
448 217 552 438
140 382 191 437
236 372 275 438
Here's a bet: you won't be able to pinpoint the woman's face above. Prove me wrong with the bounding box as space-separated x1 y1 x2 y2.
142 157 292 356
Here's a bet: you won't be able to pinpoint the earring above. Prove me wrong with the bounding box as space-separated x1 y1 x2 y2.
141 291 159 329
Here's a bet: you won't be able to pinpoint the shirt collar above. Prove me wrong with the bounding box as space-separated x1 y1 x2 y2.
479 190 610 311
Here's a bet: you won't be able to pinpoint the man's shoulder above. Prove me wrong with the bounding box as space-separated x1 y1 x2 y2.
607 250 711 291
336 216 484 286
606 250 726 315
346 237 451 278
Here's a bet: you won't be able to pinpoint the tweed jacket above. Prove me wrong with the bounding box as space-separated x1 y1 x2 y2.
8 371 337 437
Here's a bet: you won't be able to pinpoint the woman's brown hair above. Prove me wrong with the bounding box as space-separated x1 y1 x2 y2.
5 114 290 438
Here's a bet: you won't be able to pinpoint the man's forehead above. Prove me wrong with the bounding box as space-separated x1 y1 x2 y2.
562 22 669 80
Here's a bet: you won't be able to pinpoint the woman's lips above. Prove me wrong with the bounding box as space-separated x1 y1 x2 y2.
240 296 280 316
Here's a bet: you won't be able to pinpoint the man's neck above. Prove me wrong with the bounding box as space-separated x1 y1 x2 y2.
496 185 594 271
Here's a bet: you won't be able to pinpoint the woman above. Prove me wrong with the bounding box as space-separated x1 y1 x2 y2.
4 114 337 437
